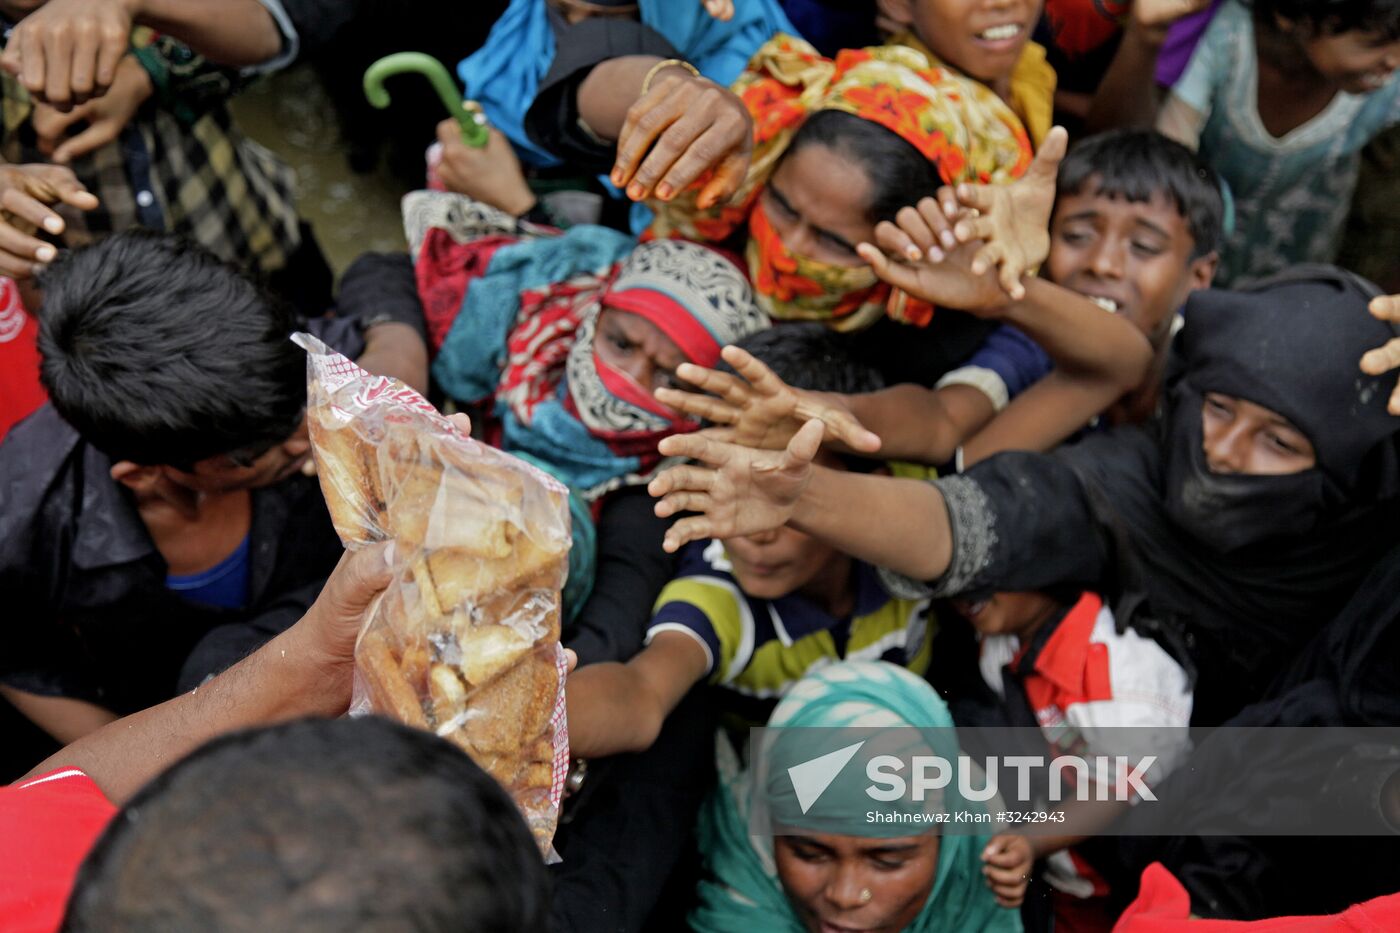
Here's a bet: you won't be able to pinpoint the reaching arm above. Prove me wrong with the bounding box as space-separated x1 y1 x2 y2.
19 544 391 804
1084 0 1215 133
846 384 995 465
0 688 116 745
565 632 709 759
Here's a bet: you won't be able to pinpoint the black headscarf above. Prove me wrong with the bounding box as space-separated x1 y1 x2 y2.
1059 266 1400 723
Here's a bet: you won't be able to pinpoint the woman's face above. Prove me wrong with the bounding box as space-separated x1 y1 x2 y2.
764 144 877 268
592 307 688 393
1200 393 1316 475
775 831 940 933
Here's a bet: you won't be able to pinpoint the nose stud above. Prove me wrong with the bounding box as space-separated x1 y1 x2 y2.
860 888 873 903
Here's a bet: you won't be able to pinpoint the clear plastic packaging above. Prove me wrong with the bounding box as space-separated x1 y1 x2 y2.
294 333 570 857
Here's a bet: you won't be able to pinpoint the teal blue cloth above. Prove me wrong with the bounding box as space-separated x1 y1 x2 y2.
457 0 797 167
693 661 1022 933
430 224 647 497
513 452 596 623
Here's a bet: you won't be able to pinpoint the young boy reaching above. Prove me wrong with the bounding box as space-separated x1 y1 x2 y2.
565 325 934 758
665 130 1222 471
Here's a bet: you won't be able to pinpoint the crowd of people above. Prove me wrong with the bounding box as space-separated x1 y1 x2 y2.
2 0 1399 930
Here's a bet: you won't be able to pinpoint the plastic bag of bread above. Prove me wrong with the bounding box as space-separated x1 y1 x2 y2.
292 333 570 858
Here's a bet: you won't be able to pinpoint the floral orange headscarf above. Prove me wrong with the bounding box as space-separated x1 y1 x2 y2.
648 33 1054 331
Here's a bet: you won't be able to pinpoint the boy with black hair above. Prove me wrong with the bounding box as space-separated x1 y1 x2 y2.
566 324 933 757
0 231 427 751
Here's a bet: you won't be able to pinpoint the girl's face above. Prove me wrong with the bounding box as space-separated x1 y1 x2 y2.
1200 393 1316 475
882 0 1043 88
1295 24 1400 93
764 144 877 268
775 831 940 933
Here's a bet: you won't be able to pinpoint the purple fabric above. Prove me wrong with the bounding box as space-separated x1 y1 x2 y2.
1155 0 1224 87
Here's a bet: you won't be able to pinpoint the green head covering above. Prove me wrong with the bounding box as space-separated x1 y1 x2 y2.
692 661 1022 933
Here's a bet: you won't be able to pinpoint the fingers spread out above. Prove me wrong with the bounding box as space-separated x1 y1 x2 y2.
676 361 753 407
652 464 716 498
654 386 739 424
722 344 788 399
857 240 917 294
654 489 713 519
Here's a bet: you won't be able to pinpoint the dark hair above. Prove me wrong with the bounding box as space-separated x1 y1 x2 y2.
786 109 941 225
63 717 550 933
1250 0 1400 38
724 324 884 472
1056 129 1225 260
37 231 305 469
730 323 885 395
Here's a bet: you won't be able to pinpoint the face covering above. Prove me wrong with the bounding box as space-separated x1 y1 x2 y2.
564 312 692 441
1162 391 1343 554
745 199 885 329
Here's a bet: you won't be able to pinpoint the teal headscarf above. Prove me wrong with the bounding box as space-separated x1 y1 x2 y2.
693 661 1023 933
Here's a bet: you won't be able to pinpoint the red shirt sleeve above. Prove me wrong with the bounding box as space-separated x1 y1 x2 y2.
0 769 118 933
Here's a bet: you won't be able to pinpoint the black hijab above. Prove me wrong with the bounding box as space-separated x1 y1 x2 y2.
1059 266 1400 723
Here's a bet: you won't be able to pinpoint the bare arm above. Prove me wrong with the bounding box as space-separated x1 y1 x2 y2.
1 687 117 745
960 371 1129 467
846 384 996 465
356 322 430 397
576 55 676 143
1002 279 1153 388
19 545 391 804
1 0 283 110
565 632 709 759
789 466 952 582
1084 23 1168 132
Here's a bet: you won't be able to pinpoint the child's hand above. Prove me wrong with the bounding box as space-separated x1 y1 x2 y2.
436 121 537 217
611 70 751 208
32 54 153 165
649 418 825 553
0 0 133 111
857 203 1014 314
981 834 1034 908
1362 294 1400 415
0 163 99 277
655 345 881 453
938 125 1069 301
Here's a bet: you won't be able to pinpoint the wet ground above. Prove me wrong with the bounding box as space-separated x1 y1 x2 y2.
231 65 409 278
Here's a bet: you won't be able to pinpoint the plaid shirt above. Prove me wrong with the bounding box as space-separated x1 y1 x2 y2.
0 27 300 277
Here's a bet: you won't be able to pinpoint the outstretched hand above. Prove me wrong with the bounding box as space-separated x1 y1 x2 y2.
856 200 1014 315
648 418 825 552
655 344 881 453
935 125 1068 300
1361 294 1400 415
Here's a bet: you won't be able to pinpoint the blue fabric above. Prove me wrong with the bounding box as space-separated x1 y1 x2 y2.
963 324 1054 399
165 535 251 610
430 223 644 495
458 0 798 167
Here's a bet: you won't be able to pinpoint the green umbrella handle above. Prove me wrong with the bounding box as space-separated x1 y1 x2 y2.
363 52 488 148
